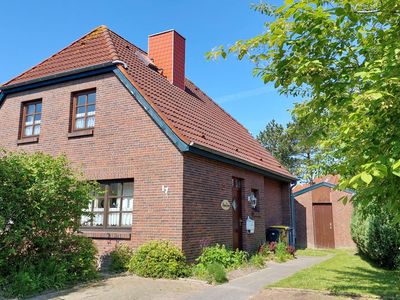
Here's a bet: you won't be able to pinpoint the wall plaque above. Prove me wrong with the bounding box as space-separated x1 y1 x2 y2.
221 199 231 211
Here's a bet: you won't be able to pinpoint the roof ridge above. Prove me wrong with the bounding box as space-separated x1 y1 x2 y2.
103 28 119 61
107 28 147 55
2 25 113 86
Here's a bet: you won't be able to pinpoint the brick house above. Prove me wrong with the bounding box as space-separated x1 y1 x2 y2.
294 175 355 249
0 26 296 259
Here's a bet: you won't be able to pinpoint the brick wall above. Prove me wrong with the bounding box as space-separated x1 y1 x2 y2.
295 186 355 248
182 153 290 259
0 73 184 255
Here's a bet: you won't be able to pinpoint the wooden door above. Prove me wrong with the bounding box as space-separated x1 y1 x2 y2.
232 178 243 250
313 203 335 248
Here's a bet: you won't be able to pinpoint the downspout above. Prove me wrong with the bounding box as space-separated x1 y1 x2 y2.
289 182 297 246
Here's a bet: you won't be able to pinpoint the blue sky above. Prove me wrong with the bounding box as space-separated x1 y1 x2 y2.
0 0 299 136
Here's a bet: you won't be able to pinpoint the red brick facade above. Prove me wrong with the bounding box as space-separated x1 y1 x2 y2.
295 185 355 249
0 72 293 260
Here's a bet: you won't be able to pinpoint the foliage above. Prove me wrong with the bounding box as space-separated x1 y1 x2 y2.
274 242 293 263
272 250 400 298
193 262 228 284
109 243 134 272
208 0 400 216
258 243 273 259
257 118 325 183
206 263 228 284
195 244 248 269
128 240 189 279
351 207 400 269
256 119 297 173
0 151 98 297
249 253 266 269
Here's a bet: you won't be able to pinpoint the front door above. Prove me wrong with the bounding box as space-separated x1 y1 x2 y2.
232 177 243 250
313 203 335 248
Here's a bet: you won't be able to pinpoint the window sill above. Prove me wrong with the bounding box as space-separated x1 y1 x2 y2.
68 129 94 139
79 230 131 240
17 136 39 145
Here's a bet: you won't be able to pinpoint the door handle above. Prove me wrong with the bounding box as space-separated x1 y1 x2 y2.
329 222 332 230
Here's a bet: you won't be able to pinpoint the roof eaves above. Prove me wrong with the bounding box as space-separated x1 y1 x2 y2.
112 65 190 151
293 182 355 197
0 62 116 94
0 92 6 107
189 142 297 182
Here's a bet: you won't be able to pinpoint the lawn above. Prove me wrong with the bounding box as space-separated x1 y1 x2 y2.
271 249 400 298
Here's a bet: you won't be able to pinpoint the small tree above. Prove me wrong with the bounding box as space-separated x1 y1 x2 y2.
0 150 98 297
257 118 326 183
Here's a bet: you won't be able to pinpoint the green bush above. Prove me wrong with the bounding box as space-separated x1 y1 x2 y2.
249 253 265 268
351 207 400 269
1 236 97 298
109 244 134 272
192 262 228 284
128 240 189 278
196 244 248 269
206 263 228 284
274 242 292 263
0 151 98 297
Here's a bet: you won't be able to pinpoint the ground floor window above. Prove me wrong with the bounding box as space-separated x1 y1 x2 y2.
81 180 133 229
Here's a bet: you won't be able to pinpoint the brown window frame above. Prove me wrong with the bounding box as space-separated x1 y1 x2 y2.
81 180 134 231
70 89 96 132
20 100 42 139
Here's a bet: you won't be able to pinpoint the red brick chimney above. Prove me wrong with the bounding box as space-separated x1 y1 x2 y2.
148 30 185 90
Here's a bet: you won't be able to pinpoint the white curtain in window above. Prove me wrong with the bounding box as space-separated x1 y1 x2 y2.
94 213 103 226
33 125 40 135
121 213 132 226
86 116 95 128
81 215 90 225
108 213 119 226
122 197 133 211
75 118 84 129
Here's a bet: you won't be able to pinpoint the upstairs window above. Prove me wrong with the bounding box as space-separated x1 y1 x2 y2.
72 90 96 131
81 180 134 229
21 100 42 137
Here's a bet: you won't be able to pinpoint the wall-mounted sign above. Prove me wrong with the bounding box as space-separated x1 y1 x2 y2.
246 216 255 234
221 199 231 211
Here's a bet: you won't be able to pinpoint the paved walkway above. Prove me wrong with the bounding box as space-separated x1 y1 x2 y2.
31 255 331 300
187 256 331 300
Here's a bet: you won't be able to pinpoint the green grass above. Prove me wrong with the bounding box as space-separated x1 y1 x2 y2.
295 248 337 257
271 250 400 298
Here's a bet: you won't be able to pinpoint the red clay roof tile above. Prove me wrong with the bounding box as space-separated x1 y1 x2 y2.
2 26 295 180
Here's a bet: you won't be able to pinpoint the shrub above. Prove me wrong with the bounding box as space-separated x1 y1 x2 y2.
274 242 292 262
196 244 247 269
206 263 228 284
0 151 98 297
128 240 189 278
109 244 134 272
249 253 265 269
193 262 227 284
351 207 400 269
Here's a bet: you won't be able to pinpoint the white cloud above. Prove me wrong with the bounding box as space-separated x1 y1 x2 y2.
215 86 274 104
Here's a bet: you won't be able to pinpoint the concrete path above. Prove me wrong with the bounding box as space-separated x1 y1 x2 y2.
31 255 331 300
187 255 331 300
